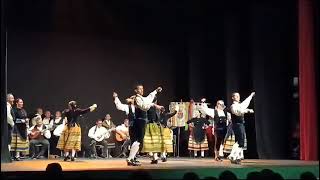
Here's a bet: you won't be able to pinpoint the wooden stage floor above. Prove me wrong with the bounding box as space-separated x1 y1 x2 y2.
1 158 319 179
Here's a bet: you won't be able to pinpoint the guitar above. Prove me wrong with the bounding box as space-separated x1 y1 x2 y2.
29 128 48 140
93 127 115 142
116 130 129 142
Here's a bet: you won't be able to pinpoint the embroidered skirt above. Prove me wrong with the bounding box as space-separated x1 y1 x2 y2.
142 122 165 153
162 127 173 153
57 124 81 151
188 134 209 151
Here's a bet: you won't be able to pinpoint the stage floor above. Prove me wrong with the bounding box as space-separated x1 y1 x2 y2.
1 158 319 179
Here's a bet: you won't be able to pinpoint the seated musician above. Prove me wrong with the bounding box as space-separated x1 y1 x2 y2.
115 119 130 157
28 118 51 159
88 119 110 158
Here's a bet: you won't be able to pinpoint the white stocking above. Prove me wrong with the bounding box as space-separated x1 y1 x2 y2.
219 144 224 157
229 143 239 159
128 141 140 161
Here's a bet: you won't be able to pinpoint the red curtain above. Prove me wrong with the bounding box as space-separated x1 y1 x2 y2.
299 0 318 160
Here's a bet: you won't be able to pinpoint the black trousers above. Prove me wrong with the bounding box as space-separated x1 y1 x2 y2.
232 123 246 148
129 119 146 144
214 127 227 151
49 135 60 155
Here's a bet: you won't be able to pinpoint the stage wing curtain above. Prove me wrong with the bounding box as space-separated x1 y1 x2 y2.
298 0 318 161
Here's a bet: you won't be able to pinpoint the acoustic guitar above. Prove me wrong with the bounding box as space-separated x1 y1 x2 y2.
116 131 129 142
29 128 47 140
93 127 116 142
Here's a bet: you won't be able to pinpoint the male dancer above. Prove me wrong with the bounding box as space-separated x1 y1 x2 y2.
113 84 163 166
228 92 255 164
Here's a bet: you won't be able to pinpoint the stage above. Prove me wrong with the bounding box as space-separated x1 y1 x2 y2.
1 158 319 179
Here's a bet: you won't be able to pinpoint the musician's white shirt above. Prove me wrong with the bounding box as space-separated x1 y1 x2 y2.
116 124 129 134
88 125 109 140
27 125 51 139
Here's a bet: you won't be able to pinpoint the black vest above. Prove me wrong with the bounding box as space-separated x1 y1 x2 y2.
135 107 147 121
147 106 159 123
128 105 136 122
231 113 245 124
214 109 228 129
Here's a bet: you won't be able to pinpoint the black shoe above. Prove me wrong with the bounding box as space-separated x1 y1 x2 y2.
151 159 158 164
14 157 22 161
215 157 223 162
161 157 167 162
235 159 241 164
230 158 241 164
100 155 106 158
64 156 71 161
127 159 141 166
71 157 75 161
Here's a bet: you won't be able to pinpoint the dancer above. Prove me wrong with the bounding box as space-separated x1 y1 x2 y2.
158 105 178 162
187 108 210 158
10 98 29 161
228 92 255 164
199 99 230 161
56 101 97 161
114 84 163 166
143 96 166 164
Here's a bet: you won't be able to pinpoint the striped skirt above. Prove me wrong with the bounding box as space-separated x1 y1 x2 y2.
188 134 209 151
57 124 81 151
10 132 29 153
142 122 165 153
162 127 173 153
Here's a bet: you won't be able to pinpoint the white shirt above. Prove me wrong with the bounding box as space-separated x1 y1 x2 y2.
42 117 51 126
230 94 254 116
88 125 109 140
7 102 14 127
116 124 129 134
49 117 67 130
135 90 157 111
200 103 231 120
28 125 51 139
31 114 42 127
114 97 135 115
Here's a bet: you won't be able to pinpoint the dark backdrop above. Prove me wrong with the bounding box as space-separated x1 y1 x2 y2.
5 0 306 159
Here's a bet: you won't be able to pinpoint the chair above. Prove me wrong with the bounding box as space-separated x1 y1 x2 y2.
107 142 116 158
95 143 115 158
35 144 50 159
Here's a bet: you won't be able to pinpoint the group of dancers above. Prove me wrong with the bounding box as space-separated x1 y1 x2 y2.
111 84 255 166
6 83 255 166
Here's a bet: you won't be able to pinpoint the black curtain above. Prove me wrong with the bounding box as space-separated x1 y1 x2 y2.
1 0 11 163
